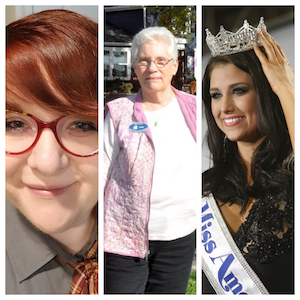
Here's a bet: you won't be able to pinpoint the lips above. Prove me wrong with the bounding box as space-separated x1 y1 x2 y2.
223 116 245 127
146 77 161 80
25 184 74 199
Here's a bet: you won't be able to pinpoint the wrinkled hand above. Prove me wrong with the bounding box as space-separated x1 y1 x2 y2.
253 28 294 97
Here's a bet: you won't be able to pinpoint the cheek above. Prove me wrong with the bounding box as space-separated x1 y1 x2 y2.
134 68 145 81
76 157 98 197
211 102 220 123
6 156 25 209
6 156 25 178
242 96 257 119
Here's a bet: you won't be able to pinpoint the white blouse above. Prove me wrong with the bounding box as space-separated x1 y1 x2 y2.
104 98 197 241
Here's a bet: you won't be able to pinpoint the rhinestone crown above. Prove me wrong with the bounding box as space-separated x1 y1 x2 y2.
205 17 267 57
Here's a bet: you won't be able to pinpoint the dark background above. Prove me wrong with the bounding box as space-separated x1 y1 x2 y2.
202 6 294 55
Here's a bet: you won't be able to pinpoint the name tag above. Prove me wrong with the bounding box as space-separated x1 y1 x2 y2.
129 122 148 132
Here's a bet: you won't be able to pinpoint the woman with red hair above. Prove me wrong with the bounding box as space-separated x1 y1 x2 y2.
6 9 98 294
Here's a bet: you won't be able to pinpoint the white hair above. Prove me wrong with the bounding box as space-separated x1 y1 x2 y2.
131 26 178 61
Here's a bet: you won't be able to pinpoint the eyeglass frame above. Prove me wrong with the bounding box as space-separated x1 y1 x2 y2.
135 57 174 68
6 110 98 158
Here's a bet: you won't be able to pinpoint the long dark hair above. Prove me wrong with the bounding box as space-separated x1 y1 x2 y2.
202 49 293 211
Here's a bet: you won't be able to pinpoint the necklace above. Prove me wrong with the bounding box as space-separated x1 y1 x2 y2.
149 109 164 127
143 96 174 127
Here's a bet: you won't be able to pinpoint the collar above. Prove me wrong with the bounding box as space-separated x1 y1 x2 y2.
6 200 57 283
6 200 98 283
43 221 98 264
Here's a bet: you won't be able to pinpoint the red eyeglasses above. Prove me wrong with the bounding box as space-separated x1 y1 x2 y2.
6 110 98 157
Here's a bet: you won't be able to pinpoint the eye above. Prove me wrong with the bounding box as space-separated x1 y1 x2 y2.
138 59 150 66
210 93 222 100
6 114 35 134
233 87 248 95
6 120 25 130
60 115 98 138
70 121 97 132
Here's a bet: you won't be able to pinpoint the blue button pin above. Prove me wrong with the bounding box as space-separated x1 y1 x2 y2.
129 122 148 132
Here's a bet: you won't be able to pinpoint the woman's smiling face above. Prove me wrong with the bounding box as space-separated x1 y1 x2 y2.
5 102 98 236
210 63 262 144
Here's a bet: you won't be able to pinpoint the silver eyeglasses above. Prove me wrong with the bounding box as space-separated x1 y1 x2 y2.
136 58 173 68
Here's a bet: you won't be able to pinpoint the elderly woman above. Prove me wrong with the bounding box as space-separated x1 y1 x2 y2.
6 10 98 294
104 26 197 294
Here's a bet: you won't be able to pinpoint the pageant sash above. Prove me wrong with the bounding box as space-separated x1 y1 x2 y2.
202 194 269 295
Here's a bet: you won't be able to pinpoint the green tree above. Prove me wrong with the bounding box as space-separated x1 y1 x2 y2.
147 6 196 41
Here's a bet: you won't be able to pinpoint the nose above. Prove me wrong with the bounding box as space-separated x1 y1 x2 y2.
27 129 69 176
148 60 159 72
221 93 235 114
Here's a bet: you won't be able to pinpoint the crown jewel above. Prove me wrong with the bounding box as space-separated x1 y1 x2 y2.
206 17 267 57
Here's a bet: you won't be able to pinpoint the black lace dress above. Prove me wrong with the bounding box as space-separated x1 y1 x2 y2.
202 193 294 294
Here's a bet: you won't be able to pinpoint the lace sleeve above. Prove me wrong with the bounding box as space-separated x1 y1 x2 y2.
234 194 293 263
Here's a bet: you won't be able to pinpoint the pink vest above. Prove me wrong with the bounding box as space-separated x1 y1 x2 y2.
104 87 196 258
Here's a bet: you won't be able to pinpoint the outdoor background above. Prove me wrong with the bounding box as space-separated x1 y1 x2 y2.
104 6 196 104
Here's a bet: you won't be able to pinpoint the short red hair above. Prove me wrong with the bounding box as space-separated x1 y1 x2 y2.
6 9 98 118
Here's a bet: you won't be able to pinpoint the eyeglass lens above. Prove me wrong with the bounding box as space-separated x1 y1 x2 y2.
6 111 98 157
138 58 172 68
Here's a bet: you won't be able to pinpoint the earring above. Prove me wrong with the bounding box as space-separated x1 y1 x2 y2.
223 135 229 161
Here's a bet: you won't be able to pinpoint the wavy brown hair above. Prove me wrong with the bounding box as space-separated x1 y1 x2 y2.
6 9 98 119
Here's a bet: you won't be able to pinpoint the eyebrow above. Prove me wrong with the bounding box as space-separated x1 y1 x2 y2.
209 82 252 92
